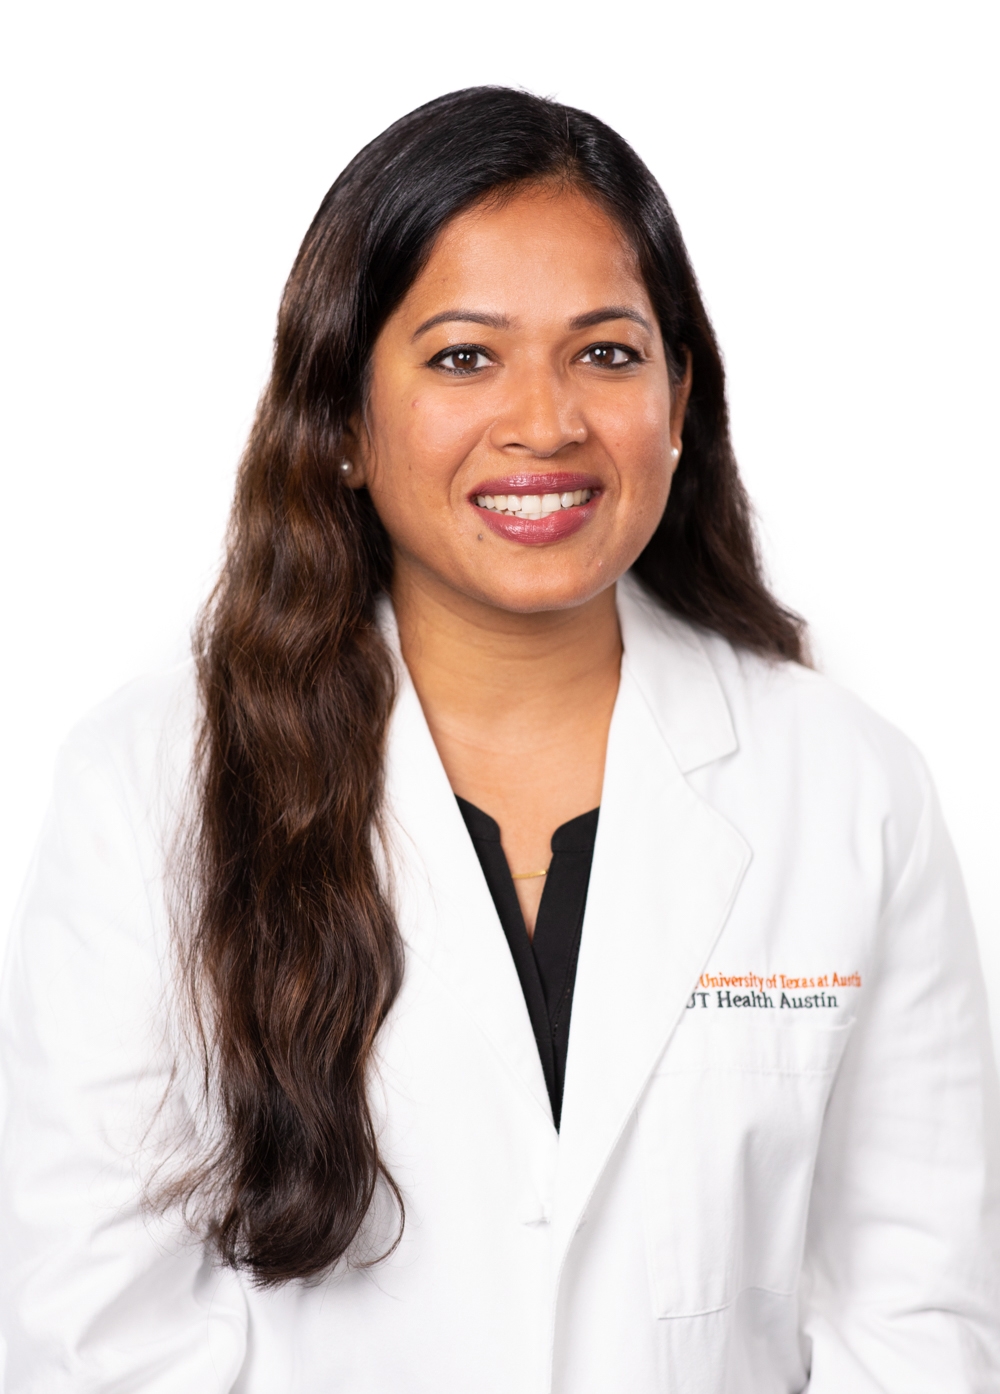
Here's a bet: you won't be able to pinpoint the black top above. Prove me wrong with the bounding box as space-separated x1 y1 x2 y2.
456 797 599 1129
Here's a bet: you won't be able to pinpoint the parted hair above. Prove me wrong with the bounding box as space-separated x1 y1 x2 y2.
174 86 805 1286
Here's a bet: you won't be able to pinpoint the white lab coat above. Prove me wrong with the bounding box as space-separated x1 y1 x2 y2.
2 574 999 1393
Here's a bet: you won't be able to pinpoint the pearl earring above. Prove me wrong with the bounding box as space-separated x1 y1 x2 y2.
671 446 680 460
338 460 353 475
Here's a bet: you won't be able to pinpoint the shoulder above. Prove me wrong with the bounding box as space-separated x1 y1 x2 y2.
620 573 926 793
704 632 927 796
618 576 932 868
5 663 200 1025
54 659 200 831
695 632 934 892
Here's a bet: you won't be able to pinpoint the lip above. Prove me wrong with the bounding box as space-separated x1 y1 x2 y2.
468 471 603 547
469 471 601 497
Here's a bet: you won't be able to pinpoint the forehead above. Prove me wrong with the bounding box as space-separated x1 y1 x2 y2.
395 185 651 325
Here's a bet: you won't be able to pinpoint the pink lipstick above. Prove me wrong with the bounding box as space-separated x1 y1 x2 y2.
469 472 602 546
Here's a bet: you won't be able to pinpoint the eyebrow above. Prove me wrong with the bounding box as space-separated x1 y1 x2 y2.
569 305 653 333
410 304 653 341
412 310 511 340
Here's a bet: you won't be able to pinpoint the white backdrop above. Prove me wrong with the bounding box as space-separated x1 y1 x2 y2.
2 0 998 1053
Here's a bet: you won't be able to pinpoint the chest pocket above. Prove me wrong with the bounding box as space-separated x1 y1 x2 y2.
637 1014 850 1318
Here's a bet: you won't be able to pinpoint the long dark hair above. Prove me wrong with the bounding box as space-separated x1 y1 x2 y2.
175 86 805 1286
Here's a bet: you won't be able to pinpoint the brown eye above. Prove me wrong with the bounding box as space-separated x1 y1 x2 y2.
581 343 635 368
432 346 491 373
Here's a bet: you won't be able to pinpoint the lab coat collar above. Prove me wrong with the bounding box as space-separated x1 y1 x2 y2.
615 571 738 773
378 581 752 1256
550 575 750 1272
381 615 555 1131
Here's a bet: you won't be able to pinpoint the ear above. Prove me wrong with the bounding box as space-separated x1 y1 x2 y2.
669 350 693 458
339 418 370 489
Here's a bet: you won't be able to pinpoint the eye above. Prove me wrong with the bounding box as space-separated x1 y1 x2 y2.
579 342 639 368
429 345 493 374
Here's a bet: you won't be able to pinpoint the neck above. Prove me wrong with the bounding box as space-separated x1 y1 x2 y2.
390 559 622 752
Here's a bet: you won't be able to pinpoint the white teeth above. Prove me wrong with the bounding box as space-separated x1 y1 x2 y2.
475 487 595 516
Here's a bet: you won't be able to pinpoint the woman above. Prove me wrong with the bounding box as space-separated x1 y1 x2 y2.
2 86 998 1393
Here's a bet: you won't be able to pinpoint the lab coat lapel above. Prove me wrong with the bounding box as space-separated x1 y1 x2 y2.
383 657 553 1125
552 579 752 1264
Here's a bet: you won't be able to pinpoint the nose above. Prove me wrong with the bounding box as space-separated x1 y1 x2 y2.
489 364 587 458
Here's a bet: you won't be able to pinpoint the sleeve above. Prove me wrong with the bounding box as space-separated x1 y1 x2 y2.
0 731 248 1393
802 760 1000 1391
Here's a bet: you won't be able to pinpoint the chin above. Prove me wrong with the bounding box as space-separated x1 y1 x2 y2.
476 567 620 615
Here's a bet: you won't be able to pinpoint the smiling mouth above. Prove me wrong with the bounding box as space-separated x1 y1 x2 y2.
474 488 595 517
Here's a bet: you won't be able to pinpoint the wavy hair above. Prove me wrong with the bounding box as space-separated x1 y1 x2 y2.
174 86 806 1286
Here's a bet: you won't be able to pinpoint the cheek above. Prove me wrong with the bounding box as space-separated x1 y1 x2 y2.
371 386 486 496
607 395 675 507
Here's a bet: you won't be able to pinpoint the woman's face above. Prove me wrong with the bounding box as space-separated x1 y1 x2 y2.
350 184 689 614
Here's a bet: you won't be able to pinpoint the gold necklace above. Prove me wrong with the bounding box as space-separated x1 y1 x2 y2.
511 867 548 880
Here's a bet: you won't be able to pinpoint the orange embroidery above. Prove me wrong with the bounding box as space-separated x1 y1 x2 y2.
698 970 863 992
688 970 863 1011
